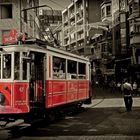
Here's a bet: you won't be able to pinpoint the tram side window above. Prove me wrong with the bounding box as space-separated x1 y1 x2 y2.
78 62 86 79
14 52 20 80
67 60 77 79
23 59 27 80
53 56 66 79
3 54 11 79
22 52 28 80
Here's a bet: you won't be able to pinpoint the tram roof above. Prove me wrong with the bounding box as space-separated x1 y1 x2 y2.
0 43 89 62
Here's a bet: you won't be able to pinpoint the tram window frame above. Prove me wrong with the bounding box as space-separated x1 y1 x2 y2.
14 52 20 80
53 56 66 79
2 54 12 79
22 52 28 81
14 52 29 81
78 62 86 79
67 60 77 79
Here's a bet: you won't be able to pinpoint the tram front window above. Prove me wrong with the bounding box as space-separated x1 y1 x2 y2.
3 54 11 79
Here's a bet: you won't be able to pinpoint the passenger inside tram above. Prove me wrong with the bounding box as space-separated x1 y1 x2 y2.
53 56 66 79
3 54 11 79
3 67 11 79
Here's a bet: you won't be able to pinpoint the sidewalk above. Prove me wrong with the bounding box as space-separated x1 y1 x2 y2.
84 87 140 108
84 97 140 108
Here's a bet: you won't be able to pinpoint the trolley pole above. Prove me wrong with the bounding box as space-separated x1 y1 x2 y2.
21 4 54 41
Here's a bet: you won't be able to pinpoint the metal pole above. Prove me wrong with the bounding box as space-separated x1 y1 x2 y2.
132 46 136 64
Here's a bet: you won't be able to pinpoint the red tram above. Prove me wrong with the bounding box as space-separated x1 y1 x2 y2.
0 41 91 125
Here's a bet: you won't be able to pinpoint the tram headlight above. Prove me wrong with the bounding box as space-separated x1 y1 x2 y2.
0 92 5 105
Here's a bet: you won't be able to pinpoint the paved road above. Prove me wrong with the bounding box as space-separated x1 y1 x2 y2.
1 106 139 140
0 88 140 140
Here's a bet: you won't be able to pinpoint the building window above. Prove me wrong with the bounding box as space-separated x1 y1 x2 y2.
0 4 12 19
28 0 32 7
135 24 140 33
101 7 105 18
106 5 111 16
130 25 134 35
23 10 27 23
2 30 10 36
133 2 139 11
129 4 133 15
30 15 33 27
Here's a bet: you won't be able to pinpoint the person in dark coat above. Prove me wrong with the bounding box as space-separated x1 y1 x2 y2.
122 79 133 112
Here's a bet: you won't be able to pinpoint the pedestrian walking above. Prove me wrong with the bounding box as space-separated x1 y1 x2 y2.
132 82 138 96
122 79 133 112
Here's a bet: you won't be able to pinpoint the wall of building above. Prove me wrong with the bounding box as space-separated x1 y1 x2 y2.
88 0 102 23
0 0 21 43
0 0 39 44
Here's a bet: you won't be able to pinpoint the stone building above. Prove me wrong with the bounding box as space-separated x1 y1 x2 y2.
62 0 104 55
112 0 140 83
0 0 39 44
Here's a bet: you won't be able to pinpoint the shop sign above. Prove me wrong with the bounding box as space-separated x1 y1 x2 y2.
2 29 26 45
2 29 17 44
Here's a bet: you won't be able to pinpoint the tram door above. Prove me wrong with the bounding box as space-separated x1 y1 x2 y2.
29 52 46 106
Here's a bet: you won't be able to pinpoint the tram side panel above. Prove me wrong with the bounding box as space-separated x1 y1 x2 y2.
45 55 89 108
0 83 12 112
67 81 78 103
78 80 89 100
46 80 89 108
0 82 29 114
46 80 67 108
13 82 29 113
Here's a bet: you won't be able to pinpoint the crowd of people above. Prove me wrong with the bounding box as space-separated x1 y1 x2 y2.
93 77 139 112
93 78 139 96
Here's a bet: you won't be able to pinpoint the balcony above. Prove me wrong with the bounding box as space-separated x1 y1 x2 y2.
101 2 111 22
130 35 140 44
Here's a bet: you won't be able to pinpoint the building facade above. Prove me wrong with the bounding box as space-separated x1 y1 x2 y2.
127 0 140 85
128 0 140 64
0 0 39 44
111 0 140 83
62 0 113 83
62 0 103 55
